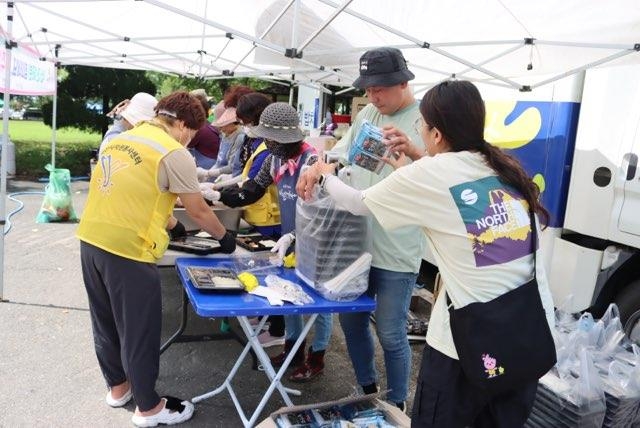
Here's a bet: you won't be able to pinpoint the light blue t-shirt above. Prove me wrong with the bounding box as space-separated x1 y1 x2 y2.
212 129 244 176
99 120 128 155
333 102 426 273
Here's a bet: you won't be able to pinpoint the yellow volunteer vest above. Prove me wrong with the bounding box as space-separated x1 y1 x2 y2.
77 123 182 262
241 142 281 226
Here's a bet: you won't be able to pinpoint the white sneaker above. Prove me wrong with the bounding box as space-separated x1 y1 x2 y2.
105 387 132 407
131 397 194 427
257 331 285 348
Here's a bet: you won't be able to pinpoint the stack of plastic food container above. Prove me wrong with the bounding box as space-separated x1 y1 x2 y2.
295 197 370 301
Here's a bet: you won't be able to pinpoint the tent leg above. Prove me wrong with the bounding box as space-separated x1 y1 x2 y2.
0 0 16 301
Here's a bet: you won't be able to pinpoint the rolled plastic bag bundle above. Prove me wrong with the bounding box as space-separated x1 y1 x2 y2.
264 274 314 306
316 253 372 302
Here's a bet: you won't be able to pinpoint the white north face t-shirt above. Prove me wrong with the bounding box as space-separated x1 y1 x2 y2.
363 151 555 360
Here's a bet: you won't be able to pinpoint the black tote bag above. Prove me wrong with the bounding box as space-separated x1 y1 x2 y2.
446 211 556 394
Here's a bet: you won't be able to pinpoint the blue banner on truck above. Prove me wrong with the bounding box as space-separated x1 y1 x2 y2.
485 100 581 228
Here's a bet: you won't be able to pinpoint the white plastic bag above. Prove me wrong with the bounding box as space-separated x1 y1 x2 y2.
264 274 314 306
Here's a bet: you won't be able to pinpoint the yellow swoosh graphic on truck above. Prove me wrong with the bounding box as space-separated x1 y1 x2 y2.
484 100 542 150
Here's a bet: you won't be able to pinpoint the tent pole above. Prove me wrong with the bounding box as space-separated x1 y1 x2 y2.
288 0 299 101
0 1 15 301
453 44 524 78
230 0 296 73
317 0 521 89
531 49 637 90
143 0 286 54
288 74 295 106
291 0 299 48
50 45 59 169
318 84 325 129
335 87 355 96
26 34 228 47
26 2 221 76
535 40 634 50
306 41 523 57
296 0 354 52
197 0 208 77
295 57 356 82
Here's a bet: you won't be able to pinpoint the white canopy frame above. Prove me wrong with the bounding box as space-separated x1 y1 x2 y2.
5 0 636 93
1 0 640 299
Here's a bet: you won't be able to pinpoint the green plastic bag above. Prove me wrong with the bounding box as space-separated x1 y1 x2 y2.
36 164 78 223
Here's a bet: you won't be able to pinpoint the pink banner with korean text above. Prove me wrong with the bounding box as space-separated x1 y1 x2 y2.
0 37 56 95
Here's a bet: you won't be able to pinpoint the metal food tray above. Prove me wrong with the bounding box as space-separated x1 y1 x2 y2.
186 267 244 292
168 236 221 255
235 234 277 252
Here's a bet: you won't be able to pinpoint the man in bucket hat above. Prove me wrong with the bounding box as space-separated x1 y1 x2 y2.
297 47 426 410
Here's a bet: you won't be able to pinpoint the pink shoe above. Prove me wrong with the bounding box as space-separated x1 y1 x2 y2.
257 331 285 348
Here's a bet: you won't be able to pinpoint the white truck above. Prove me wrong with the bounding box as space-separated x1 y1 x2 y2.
424 64 640 342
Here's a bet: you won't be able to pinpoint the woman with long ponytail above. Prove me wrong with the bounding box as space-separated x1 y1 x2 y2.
300 80 556 427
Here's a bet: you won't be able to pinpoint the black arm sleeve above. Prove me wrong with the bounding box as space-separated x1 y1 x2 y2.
219 179 267 207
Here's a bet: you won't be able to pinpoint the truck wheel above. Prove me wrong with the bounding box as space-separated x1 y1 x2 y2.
614 279 640 344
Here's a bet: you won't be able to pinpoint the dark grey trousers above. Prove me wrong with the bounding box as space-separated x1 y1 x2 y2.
80 241 162 411
411 345 537 428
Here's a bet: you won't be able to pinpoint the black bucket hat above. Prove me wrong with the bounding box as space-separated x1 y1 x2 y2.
352 47 415 89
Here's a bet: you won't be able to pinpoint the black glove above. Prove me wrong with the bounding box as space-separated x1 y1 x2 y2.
168 220 187 241
217 231 237 254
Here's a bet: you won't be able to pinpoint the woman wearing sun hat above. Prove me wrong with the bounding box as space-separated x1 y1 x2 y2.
196 86 254 183
100 92 158 153
205 102 333 381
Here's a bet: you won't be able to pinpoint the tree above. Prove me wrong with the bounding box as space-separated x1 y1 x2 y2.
145 72 275 102
43 64 295 135
42 66 156 135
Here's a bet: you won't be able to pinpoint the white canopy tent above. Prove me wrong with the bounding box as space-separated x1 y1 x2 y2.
4 0 640 91
1 0 639 298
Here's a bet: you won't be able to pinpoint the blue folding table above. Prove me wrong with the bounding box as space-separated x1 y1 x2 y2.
174 257 376 428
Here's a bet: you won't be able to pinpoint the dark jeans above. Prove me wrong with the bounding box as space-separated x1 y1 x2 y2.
80 241 162 411
411 345 537 428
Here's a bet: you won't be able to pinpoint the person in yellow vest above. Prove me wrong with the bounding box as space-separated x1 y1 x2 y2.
213 93 282 237
77 91 236 427
200 92 286 348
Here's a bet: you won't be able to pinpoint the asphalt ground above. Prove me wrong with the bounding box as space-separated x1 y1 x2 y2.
0 179 426 427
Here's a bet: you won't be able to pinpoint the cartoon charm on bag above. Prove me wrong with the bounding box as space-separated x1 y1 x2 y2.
482 353 505 378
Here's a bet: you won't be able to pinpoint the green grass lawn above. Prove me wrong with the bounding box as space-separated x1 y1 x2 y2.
6 119 101 144
5 120 102 177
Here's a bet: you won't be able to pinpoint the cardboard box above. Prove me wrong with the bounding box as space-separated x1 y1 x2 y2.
256 393 410 427
351 96 369 123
